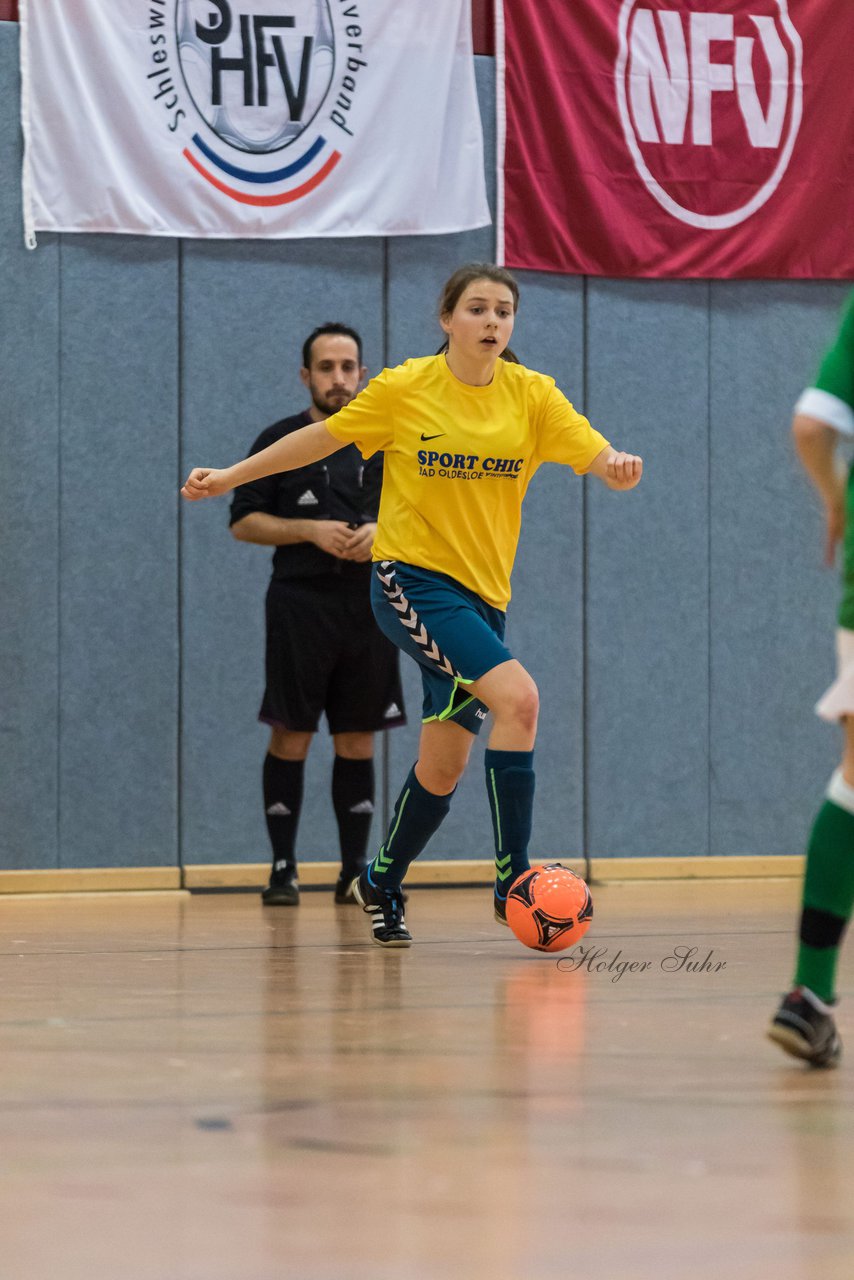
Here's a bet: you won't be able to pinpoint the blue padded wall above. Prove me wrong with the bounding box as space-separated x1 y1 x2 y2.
0 24 60 868
586 281 711 856
57 236 179 866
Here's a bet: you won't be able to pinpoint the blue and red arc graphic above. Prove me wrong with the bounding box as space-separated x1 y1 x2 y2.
182 133 341 206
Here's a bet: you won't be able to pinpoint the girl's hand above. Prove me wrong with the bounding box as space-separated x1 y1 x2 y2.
181 468 233 500
605 451 643 491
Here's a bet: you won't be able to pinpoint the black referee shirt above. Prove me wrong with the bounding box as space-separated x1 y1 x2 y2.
228 411 383 582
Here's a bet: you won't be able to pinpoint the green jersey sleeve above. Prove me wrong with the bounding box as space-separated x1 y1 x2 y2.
795 291 854 435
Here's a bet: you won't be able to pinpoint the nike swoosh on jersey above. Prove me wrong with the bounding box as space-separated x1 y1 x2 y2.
420 433 446 441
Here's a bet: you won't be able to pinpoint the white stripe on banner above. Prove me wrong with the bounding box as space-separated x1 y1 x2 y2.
18 0 37 249
493 0 506 268
19 0 490 246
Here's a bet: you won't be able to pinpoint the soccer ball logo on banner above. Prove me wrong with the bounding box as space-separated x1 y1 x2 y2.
615 1 803 230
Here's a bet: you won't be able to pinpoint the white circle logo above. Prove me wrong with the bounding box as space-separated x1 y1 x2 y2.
615 0 803 230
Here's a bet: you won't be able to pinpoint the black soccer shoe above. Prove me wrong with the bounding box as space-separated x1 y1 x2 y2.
767 988 842 1068
334 873 358 904
351 869 412 947
261 868 299 907
494 889 509 926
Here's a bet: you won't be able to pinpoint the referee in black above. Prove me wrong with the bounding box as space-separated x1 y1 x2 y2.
230 323 406 906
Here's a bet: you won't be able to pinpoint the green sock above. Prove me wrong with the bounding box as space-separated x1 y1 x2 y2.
794 775 854 1003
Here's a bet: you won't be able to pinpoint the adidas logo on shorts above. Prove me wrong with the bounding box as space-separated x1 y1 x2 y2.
266 802 292 816
349 800 374 814
297 490 319 506
384 702 401 718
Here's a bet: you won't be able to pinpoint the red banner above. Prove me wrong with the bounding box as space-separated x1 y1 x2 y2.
498 0 854 278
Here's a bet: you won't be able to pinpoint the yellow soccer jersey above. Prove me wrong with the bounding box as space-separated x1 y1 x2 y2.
324 354 609 610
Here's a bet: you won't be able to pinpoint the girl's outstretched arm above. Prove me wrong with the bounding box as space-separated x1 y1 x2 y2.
181 420 344 501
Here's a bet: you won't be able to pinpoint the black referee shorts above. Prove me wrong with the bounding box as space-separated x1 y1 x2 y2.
259 576 406 735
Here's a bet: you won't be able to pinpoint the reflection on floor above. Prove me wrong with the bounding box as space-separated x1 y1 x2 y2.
1 879 851 1280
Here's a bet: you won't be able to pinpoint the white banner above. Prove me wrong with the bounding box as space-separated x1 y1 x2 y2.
20 0 490 245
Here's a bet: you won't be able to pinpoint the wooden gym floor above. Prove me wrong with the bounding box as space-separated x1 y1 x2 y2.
2 879 853 1280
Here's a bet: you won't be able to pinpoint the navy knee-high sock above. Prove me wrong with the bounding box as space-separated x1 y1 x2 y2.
368 765 452 889
485 748 535 901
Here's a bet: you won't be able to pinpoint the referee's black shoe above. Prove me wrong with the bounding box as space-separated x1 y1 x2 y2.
332 865 366 906
334 872 358 904
261 864 299 907
351 868 412 947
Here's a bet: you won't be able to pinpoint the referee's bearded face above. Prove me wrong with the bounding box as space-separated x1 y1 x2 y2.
300 334 366 419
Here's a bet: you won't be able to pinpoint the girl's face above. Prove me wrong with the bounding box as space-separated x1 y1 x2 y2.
441 279 516 360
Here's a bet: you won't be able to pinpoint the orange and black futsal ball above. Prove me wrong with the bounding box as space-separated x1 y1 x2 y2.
506 864 593 953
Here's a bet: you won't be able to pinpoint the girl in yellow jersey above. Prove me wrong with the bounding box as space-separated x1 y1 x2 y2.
183 264 643 946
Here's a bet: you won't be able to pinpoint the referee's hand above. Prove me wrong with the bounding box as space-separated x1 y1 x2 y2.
341 523 377 562
311 521 356 557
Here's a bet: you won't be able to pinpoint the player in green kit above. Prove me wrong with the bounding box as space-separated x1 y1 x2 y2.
768 293 854 1067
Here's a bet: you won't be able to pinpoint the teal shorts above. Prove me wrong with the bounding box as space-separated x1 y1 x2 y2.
370 560 511 735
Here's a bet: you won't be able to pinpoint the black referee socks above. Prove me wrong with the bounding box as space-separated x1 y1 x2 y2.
332 755 376 878
263 755 305 874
